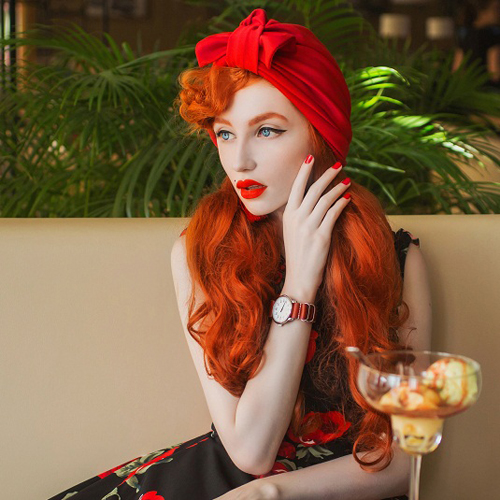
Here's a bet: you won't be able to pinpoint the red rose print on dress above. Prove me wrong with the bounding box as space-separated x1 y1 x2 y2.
287 410 351 446
305 329 318 363
277 440 296 459
139 492 165 500
118 446 181 488
98 457 141 478
266 461 290 475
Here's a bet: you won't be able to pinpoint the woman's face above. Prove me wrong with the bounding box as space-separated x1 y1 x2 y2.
213 79 313 220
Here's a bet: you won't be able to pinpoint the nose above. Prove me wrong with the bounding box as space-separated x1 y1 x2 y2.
232 139 257 172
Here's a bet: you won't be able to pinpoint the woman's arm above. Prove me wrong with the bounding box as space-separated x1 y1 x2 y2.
172 235 316 476
213 443 409 500
397 241 432 352
260 442 410 500
233 279 316 475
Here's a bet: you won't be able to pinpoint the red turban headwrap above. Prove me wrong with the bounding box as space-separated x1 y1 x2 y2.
195 8 352 164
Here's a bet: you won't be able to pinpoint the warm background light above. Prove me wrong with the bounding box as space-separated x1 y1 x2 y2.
426 16 455 40
379 13 411 38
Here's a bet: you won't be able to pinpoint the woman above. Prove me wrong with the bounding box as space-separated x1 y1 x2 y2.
48 8 431 500
453 0 500 88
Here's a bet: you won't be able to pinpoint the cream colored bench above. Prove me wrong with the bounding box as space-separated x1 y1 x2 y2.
1 216 498 499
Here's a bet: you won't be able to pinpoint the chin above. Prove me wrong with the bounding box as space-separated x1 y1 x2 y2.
248 208 270 217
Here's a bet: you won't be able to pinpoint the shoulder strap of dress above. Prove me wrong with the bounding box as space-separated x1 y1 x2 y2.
393 228 420 281
180 228 187 237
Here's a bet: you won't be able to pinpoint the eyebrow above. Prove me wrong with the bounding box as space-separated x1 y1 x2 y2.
213 112 289 127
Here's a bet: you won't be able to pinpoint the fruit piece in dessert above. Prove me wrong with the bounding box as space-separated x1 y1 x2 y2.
379 381 441 411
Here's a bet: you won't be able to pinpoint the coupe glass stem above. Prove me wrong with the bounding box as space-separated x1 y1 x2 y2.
409 453 422 500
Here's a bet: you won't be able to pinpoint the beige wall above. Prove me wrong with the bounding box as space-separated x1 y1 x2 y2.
2 216 499 499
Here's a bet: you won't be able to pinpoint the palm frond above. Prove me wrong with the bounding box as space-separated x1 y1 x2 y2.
1 0 500 217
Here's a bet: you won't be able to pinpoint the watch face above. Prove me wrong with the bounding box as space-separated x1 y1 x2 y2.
272 295 293 324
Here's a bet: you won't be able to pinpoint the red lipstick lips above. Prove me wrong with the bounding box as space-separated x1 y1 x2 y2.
236 179 267 199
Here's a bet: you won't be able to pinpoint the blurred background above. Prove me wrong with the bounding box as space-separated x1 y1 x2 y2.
0 1 492 53
2 0 500 217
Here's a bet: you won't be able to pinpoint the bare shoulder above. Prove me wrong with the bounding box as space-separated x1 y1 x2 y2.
171 232 187 267
170 234 206 345
404 240 428 281
399 241 433 352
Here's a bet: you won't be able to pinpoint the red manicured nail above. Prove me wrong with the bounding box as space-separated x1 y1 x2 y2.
342 177 351 185
305 154 314 164
331 162 342 169
343 193 351 199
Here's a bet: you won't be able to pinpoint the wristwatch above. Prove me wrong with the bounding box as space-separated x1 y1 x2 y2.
269 294 316 326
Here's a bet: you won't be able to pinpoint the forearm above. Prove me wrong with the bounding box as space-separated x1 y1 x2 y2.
260 443 410 500
234 279 316 473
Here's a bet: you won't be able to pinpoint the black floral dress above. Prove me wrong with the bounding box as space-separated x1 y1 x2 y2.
48 228 419 500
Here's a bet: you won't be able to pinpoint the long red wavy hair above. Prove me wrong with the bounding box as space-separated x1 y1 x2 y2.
173 65 412 471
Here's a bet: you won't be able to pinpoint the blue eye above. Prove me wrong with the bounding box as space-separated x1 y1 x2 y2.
216 130 231 141
260 127 280 138
215 127 285 141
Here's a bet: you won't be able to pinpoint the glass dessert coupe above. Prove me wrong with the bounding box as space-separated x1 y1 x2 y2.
346 348 482 500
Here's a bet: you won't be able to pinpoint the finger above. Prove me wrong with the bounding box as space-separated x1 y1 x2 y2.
301 161 343 214
287 154 315 210
317 192 352 235
309 176 350 226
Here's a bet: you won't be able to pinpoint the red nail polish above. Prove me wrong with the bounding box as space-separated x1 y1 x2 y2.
343 193 351 199
305 155 313 164
342 177 351 185
331 162 342 169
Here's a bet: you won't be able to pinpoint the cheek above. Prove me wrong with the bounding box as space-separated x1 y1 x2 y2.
272 166 300 199
269 142 306 189
274 137 307 168
219 156 233 179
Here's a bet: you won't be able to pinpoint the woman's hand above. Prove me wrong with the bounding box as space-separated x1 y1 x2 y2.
212 480 280 500
283 155 351 297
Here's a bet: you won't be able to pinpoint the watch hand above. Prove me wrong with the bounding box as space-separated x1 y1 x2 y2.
280 303 284 312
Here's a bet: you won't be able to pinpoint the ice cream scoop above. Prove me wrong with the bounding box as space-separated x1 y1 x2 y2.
422 357 479 406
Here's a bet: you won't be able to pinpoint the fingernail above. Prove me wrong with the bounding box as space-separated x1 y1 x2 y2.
343 193 352 199
331 162 342 169
305 154 314 164
342 177 351 185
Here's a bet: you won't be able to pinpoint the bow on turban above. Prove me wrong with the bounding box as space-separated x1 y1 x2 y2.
195 8 352 164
